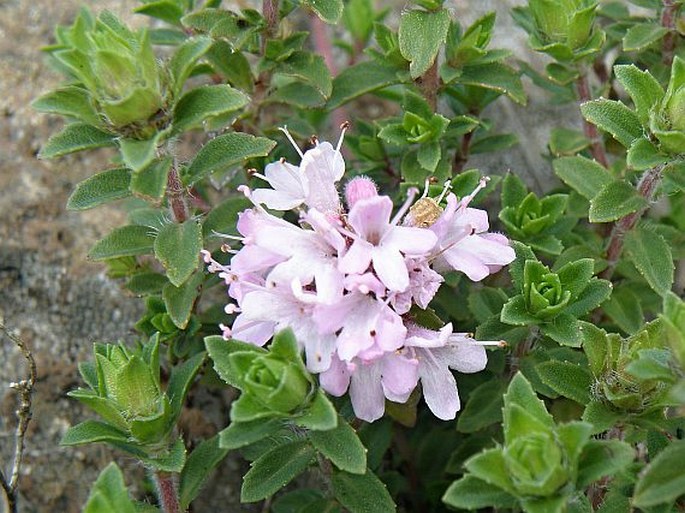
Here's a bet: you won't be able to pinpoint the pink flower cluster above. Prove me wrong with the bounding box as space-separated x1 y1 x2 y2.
203 127 515 422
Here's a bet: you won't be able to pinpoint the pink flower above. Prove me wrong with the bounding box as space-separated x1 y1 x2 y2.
339 195 437 292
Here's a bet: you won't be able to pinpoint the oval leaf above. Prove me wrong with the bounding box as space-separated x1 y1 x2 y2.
39 123 115 159
399 9 450 79
581 99 643 148
309 418 367 474
624 225 674 296
88 225 155 260
67 168 132 210
154 220 202 287
331 470 396 513
173 84 249 133
588 180 647 223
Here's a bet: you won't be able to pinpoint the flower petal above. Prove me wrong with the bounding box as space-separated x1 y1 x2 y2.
372 245 410 292
416 348 460 420
320 355 350 396
381 352 418 403
350 362 385 422
347 196 393 243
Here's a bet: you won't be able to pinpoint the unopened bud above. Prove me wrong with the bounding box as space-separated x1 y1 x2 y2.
344 176 378 208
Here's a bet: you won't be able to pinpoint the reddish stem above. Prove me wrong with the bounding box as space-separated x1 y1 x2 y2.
576 74 609 168
155 471 182 513
453 130 474 175
662 0 679 67
418 59 440 112
166 166 188 223
600 165 664 281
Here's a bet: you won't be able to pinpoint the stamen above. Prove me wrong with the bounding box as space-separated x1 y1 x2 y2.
458 176 490 210
211 230 245 242
436 180 453 204
420 178 431 199
467 340 507 347
279 126 304 158
390 187 420 226
336 121 350 153
251 172 269 182
310 135 319 146
224 304 241 314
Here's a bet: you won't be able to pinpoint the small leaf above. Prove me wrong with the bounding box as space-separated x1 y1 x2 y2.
219 418 284 450
627 138 667 170
203 196 252 237
39 123 115 159
168 351 206 418
67 168 131 210
169 36 213 97
32 86 100 125
553 156 613 200
154 220 202 287
589 180 647 223
163 272 203 329
295 390 338 431
83 463 137 513
624 225 674 296
134 0 184 25
577 440 635 488
582 400 621 434
241 440 316 502
88 225 155 260
500 295 538 326
328 60 401 109
142 437 187 473
173 85 249 133
603 286 644 334
542 314 583 347
549 128 589 156
331 469 397 513
459 62 526 105
130 158 172 201
443 475 517 510
309 418 367 474
278 51 333 99
302 0 343 23
183 132 276 186
633 439 685 507
565 279 612 318
399 9 450 79
179 434 229 510
205 336 266 388
61 420 128 446
581 99 643 148
614 65 664 125
623 22 668 51
457 380 505 433
536 360 592 404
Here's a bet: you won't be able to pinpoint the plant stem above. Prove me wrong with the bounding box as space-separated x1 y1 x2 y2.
418 59 440 111
167 165 188 223
662 0 680 67
600 165 664 281
508 326 539 379
155 471 182 513
0 323 37 513
575 73 609 168
262 0 279 51
453 130 474 174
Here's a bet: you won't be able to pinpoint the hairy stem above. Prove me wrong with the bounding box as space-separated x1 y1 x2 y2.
576 73 609 168
662 0 680 67
600 165 664 281
155 471 182 513
262 0 279 51
453 131 474 174
508 326 539 379
418 59 440 111
0 323 37 513
167 165 188 223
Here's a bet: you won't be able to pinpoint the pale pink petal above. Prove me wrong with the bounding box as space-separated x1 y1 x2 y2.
374 305 407 353
459 207 489 233
338 239 373 275
438 340 487 373
441 247 491 281
372 245 410 292
382 225 437 256
263 160 307 196
230 245 285 274
381 353 418 403
347 196 393 243
251 188 304 211
230 314 275 346
405 323 452 348
415 348 460 420
319 355 350 396
350 362 385 422
301 142 343 212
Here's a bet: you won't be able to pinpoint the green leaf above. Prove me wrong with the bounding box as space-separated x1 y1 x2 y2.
167 350 205 418
581 99 643 148
470 133 518 154
183 132 276 186
399 9 450 79
83 463 137 513
553 156 613 200
505 372 554 430
500 295 538 326
173 85 249 133
577 440 635 488
614 65 664 125
295 389 338 431
541 314 583 347
302 0 343 23
241 440 316 502
205 336 267 388
331 470 396 513
627 138 666 170
61 420 128 446
459 62 526 105
39 123 115 159
417 140 441 171
278 51 333 99
67 167 131 210
219 418 284 450
464 447 515 494
269 83 326 108
536 360 592 404
163 271 203 329
309 418 367 474
565 279 613 318
623 22 668 51
169 36 213 97
134 1 184 25
624 226 674 296
582 400 621 434
603 286 644 334
126 272 168 295
328 60 401 109
203 196 252 237
119 136 160 173
32 86 100 125
634 439 685 507
142 437 187 472
588 180 647 223
130 158 172 201
179 434 229 510
442 475 518 510
88 225 155 260
154 220 202 287
663 160 685 191
457 379 505 433
549 128 589 156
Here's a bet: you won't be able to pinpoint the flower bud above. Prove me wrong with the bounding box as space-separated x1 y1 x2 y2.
345 176 378 209
505 432 568 496
523 261 571 319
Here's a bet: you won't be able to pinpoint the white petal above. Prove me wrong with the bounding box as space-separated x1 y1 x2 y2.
416 348 460 420
372 245 409 292
350 362 385 422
